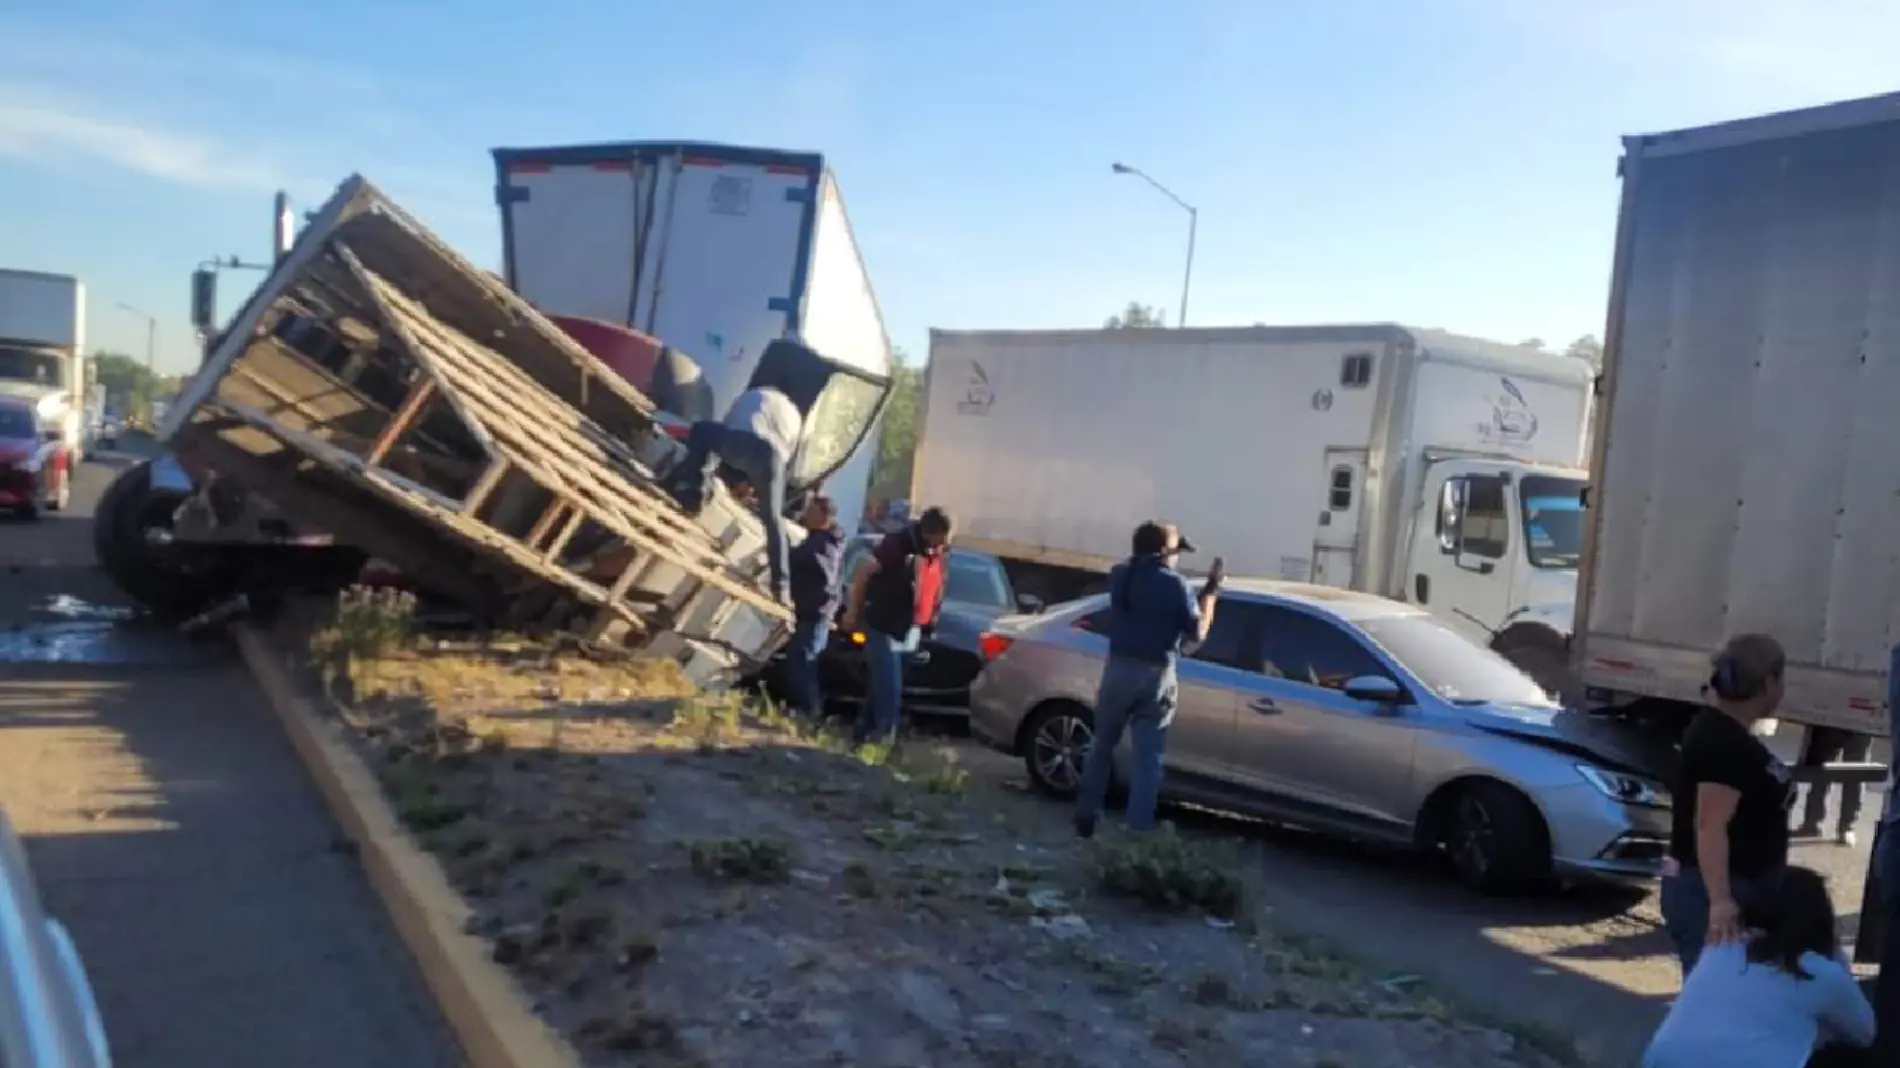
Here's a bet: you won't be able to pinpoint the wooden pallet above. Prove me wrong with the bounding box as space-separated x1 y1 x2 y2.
168 176 791 677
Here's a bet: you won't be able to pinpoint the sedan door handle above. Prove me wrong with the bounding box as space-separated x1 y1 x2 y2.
1247 697 1281 715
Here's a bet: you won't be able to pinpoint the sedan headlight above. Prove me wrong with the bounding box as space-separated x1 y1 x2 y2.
1575 764 1670 809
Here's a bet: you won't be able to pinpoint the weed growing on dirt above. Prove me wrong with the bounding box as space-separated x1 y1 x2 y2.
1086 825 1254 921
688 836 796 884
308 584 419 689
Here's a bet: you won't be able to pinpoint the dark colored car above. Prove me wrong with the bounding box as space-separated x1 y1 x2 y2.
810 537 1042 716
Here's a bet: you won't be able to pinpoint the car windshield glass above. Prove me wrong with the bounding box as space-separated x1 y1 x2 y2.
0 406 32 438
945 552 1011 609
1519 475 1585 569
0 346 65 388
1356 614 1553 706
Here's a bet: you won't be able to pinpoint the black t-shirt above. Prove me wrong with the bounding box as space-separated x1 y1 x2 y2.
1667 709 1794 878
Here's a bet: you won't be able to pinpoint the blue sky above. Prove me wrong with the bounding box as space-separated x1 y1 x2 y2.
2 1 1895 374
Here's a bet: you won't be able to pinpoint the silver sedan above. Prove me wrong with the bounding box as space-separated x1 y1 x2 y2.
968 580 1672 894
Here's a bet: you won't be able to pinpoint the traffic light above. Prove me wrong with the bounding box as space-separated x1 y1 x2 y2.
190 268 216 331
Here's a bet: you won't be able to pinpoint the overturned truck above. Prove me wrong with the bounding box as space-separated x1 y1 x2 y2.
94 175 887 684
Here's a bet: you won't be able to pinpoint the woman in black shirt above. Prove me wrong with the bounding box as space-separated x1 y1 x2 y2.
1661 633 1795 976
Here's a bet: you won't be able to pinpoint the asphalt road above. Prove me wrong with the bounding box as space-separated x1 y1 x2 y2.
0 451 462 1067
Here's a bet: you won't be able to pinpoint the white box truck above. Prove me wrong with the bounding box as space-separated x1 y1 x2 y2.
0 269 87 462
1575 91 1900 741
915 325 1595 683
493 141 893 529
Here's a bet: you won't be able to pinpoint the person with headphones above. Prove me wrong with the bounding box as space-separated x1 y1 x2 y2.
1661 633 1797 976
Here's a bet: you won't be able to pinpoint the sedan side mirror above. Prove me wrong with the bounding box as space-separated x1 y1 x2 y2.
1344 675 1404 704
1016 593 1045 614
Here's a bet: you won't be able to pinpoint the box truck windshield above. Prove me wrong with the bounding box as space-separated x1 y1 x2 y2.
0 345 64 387
1518 474 1586 569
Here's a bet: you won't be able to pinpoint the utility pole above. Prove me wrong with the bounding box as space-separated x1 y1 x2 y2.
115 303 158 418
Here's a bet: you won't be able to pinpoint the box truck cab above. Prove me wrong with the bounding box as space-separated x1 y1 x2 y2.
914 325 1593 688
493 141 893 528
0 269 86 464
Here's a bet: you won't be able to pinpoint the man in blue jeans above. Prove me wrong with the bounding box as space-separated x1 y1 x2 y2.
663 383 803 603
780 494 845 716
841 507 954 746
1073 521 1222 838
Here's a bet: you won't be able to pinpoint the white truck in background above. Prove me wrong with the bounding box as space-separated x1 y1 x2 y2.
0 269 87 463
1575 91 1900 743
493 141 894 529
915 325 1595 684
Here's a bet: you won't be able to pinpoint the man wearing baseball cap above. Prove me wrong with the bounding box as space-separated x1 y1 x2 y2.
1073 520 1222 837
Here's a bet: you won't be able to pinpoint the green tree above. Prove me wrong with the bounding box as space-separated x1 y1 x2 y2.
1563 334 1603 370
868 351 924 505
1105 301 1168 329
1517 337 1548 351
90 352 165 415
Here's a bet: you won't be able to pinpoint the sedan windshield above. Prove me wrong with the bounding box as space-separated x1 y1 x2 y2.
1519 475 1585 569
1357 614 1553 706
945 551 1012 609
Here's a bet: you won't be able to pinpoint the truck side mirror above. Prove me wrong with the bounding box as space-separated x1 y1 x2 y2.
190 269 217 331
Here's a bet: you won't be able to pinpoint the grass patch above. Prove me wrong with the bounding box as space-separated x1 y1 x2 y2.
687 836 796 884
1086 825 1253 921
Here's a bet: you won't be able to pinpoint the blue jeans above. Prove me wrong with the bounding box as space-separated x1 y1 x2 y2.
780 618 829 716
1660 866 1762 977
1075 657 1177 831
854 626 918 744
1875 822 1900 1059
671 422 788 597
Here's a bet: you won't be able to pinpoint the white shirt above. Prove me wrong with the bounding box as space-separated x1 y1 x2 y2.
723 387 803 465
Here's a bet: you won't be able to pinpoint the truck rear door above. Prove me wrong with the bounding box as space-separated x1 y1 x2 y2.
499 148 818 409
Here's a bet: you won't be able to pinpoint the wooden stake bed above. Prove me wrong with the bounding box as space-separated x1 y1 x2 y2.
165 176 793 682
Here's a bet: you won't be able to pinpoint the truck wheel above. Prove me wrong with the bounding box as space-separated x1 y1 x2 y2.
1493 626 1583 708
92 460 235 619
1442 779 1552 896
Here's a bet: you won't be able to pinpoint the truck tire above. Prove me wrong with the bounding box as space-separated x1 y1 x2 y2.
1442 779 1552 896
1492 625 1583 708
92 460 236 619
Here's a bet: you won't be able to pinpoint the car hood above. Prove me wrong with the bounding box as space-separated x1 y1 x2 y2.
930 601 1013 653
1462 700 1675 778
0 437 37 463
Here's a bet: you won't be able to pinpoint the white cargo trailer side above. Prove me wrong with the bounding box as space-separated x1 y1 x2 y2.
915 325 1593 669
1576 92 1900 736
493 142 892 528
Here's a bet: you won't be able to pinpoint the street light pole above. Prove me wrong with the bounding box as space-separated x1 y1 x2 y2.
1111 162 1198 328
115 303 158 416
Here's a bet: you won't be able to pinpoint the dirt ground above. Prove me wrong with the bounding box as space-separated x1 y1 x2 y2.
272 607 1584 1068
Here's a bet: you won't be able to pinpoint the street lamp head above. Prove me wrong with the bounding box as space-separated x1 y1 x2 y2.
1111 162 1132 174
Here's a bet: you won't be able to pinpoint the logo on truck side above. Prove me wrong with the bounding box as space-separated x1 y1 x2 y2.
1479 376 1539 445
957 362 995 416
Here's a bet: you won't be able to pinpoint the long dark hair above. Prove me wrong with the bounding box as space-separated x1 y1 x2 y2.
1741 866 1839 978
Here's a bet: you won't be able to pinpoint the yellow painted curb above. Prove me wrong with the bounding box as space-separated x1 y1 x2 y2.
233 626 581 1068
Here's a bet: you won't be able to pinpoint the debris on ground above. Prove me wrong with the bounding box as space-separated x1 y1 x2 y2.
273 590 1585 1068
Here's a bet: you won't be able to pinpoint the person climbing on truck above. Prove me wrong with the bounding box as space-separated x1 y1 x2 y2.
1661 633 1795 976
663 382 803 603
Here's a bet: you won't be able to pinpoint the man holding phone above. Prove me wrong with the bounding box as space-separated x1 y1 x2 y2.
1073 520 1223 838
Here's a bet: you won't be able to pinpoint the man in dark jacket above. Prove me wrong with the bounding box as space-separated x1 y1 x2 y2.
781 494 846 716
841 507 954 746
1074 521 1221 837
